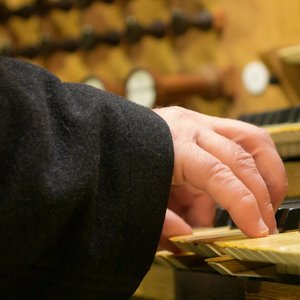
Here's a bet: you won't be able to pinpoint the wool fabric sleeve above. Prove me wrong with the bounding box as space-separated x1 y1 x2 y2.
0 57 174 299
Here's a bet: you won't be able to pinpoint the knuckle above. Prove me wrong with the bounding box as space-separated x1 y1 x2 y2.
244 124 272 143
255 127 273 144
208 161 231 180
274 179 289 198
234 147 256 169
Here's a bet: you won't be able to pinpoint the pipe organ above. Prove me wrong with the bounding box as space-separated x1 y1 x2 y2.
1 0 300 299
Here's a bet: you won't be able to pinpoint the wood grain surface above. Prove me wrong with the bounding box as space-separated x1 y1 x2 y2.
3 0 300 117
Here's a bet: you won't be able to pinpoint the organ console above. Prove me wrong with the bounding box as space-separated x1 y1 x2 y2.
134 106 300 300
1 1 299 299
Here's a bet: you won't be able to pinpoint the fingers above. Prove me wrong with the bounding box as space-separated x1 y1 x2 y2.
173 107 288 211
159 209 193 252
212 118 288 211
195 128 276 233
181 143 270 237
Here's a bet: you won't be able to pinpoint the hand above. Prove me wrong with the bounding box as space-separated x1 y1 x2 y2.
154 106 288 252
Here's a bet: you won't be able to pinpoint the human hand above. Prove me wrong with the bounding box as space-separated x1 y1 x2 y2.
154 106 288 252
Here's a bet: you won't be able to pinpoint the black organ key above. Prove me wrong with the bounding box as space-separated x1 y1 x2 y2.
229 219 237 229
273 108 292 124
269 110 282 125
251 112 269 126
275 206 287 229
214 208 231 227
280 206 300 232
238 113 256 124
289 106 300 122
238 105 300 127
213 208 237 228
276 200 300 232
213 201 300 233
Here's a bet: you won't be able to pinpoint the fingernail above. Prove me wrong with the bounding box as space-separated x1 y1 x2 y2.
273 227 279 234
258 218 269 235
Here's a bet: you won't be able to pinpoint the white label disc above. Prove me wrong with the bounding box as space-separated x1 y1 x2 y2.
126 69 156 108
83 77 105 91
242 61 270 95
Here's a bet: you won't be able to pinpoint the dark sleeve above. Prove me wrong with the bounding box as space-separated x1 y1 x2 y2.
0 57 173 299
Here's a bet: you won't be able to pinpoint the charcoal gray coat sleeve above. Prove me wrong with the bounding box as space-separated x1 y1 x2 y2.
0 58 174 299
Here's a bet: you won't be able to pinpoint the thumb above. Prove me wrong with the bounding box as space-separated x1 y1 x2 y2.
159 209 193 252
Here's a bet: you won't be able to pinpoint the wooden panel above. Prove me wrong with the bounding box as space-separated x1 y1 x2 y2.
3 0 300 117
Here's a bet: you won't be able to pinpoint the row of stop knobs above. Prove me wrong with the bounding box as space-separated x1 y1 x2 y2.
0 9 225 57
83 67 237 108
83 61 276 109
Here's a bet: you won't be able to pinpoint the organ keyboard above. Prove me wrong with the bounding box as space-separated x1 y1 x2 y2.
239 105 300 158
134 203 300 300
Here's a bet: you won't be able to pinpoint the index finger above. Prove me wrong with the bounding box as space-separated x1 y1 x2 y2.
211 118 288 211
180 142 270 237
179 109 288 211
